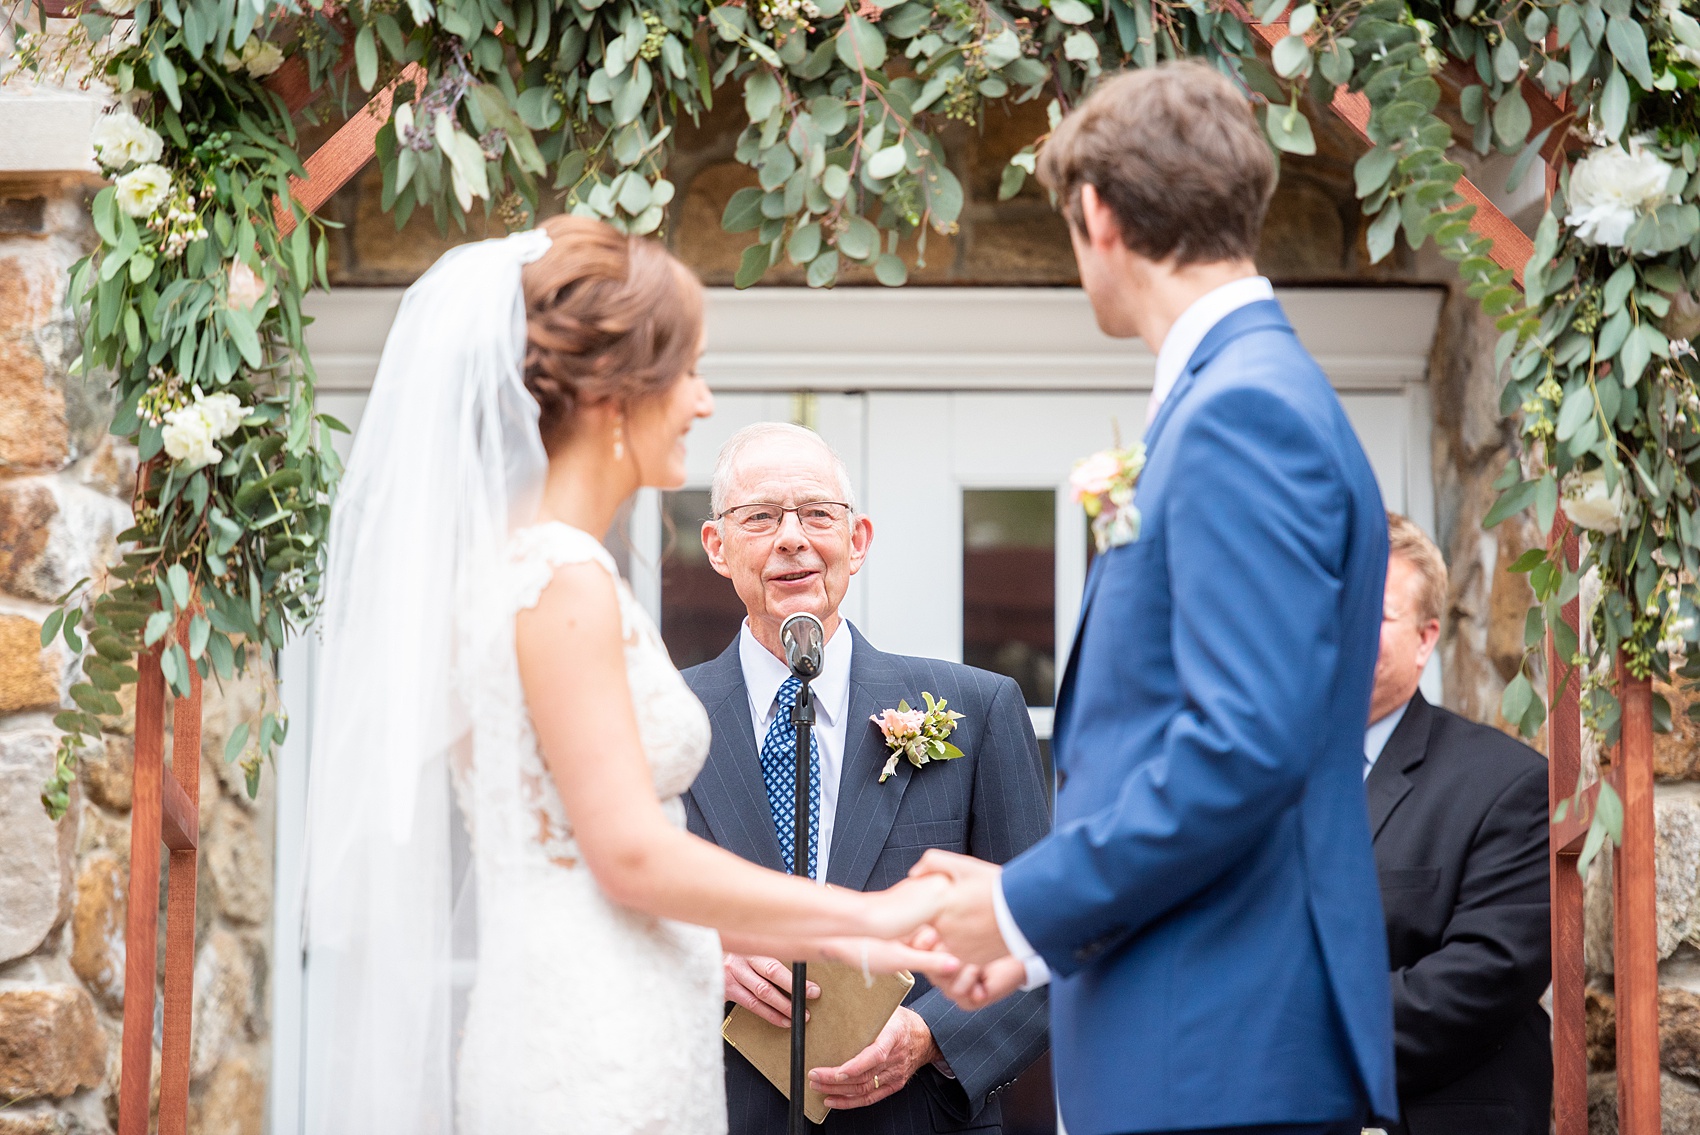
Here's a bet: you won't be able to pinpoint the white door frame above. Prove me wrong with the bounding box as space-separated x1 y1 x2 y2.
270 285 1444 1134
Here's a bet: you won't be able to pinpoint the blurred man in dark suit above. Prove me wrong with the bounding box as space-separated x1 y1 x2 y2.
1366 514 1551 1135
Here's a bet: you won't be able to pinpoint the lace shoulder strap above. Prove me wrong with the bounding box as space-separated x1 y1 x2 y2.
509 523 626 631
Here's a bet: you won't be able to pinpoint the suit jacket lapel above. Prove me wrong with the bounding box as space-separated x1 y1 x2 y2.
1367 692 1433 839
689 641 788 872
1142 298 1292 456
826 627 916 892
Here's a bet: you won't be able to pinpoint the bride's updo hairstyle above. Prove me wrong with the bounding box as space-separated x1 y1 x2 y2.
520 215 705 452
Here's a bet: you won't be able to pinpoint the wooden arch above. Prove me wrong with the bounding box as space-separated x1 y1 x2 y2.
34 8 1646 1134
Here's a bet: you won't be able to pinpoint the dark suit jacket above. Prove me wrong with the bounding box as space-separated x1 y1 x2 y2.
683 625 1051 1135
1368 691 1552 1135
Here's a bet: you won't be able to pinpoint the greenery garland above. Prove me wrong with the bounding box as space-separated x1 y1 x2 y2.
9 0 1700 861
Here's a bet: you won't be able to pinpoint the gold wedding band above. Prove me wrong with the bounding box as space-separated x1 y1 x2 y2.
873 1074 880 1091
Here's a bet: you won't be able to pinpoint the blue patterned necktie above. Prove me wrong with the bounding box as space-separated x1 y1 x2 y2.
760 675 821 879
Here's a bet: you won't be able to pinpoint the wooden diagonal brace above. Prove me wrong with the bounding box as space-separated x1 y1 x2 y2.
1221 0 1540 285
274 63 427 237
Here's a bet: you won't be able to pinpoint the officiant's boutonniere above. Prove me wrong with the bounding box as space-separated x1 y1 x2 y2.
1070 435 1146 554
872 693 964 783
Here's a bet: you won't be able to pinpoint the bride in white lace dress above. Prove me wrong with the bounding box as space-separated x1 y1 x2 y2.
300 217 955 1135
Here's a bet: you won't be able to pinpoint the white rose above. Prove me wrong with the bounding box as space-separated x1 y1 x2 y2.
240 39 286 77
91 109 163 171
98 0 136 13
161 406 222 470
225 258 271 311
197 391 248 439
1565 140 1677 249
113 163 172 219
1561 467 1633 535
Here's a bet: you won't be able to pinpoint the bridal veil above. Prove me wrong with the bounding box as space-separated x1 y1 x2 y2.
300 230 551 1134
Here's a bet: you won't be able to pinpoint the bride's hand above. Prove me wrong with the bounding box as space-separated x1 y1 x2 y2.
817 936 961 985
859 874 950 940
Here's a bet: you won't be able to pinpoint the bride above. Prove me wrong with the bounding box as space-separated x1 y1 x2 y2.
299 217 956 1135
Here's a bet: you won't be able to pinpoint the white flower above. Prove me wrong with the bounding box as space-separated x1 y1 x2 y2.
98 0 136 14
1561 467 1634 535
197 391 248 439
1069 451 1122 501
113 163 172 218
1565 140 1677 249
225 259 271 311
161 406 221 470
239 38 286 77
91 109 162 172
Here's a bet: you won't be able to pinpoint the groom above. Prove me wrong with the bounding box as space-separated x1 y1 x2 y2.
915 62 1399 1135
682 422 1051 1135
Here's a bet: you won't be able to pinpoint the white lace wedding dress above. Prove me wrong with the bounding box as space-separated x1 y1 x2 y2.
454 521 728 1135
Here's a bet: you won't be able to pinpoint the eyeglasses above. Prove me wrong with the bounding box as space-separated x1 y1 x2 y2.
716 501 853 535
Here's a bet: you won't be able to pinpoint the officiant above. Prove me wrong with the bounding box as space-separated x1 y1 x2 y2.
682 422 1051 1135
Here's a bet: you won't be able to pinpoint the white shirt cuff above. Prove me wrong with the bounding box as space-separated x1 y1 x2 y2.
993 876 1051 990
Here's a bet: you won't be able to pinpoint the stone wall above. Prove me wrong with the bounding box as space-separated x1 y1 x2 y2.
0 155 273 1134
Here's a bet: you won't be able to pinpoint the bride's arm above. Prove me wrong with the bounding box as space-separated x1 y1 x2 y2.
516 562 945 951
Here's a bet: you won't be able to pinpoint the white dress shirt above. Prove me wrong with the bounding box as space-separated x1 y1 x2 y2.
1363 698 1410 780
996 274 1278 992
1145 276 1276 424
739 619 853 882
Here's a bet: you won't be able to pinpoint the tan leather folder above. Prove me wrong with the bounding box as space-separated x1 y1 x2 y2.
722 962 915 1124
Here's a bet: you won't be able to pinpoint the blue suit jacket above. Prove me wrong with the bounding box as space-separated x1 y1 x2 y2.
1000 300 1399 1134
685 626 1051 1135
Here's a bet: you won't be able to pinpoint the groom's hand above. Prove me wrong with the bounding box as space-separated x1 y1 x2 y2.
723 954 819 1029
941 955 1028 1011
909 850 1008 965
810 1007 940 1109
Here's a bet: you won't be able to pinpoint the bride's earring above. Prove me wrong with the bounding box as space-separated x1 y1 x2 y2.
612 419 625 462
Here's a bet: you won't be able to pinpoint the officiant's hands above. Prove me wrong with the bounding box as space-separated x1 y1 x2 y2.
723 954 819 1028
908 849 1009 965
810 1006 941 1109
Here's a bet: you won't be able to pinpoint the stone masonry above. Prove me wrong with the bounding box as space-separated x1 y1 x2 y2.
0 85 275 1135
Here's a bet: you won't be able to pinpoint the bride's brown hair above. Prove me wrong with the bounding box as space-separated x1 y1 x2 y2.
520 215 705 451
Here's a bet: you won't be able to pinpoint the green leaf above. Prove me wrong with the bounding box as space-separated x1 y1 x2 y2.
1354 147 1397 198
1607 15 1654 90
866 143 907 180
734 243 773 289
722 187 765 233
1492 87 1531 149
224 720 250 764
874 253 908 286
1483 477 1540 527
1366 203 1401 263
745 71 782 123
189 614 210 660
1264 102 1316 155
822 165 850 200
145 610 174 647
40 609 64 648
1049 0 1094 23
787 222 822 264
806 249 840 288
355 25 379 91
167 563 191 609
1271 35 1310 79
838 215 879 260
836 14 886 70
1501 671 1533 727
1601 67 1630 140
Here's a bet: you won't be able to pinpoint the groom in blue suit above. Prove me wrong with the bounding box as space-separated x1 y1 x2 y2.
916 62 1398 1135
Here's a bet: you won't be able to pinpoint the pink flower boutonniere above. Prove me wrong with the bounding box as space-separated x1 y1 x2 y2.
1070 436 1146 554
872 692 965 783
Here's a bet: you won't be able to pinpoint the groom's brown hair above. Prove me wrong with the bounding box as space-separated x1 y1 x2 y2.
1037 61 1275 266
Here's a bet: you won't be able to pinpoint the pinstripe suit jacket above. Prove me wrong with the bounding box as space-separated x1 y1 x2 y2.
684 624 1051 1135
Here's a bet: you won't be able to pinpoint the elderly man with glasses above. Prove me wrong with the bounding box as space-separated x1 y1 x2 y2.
681 422 1051 1135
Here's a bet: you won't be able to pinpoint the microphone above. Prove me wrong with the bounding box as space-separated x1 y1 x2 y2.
780 613 825 680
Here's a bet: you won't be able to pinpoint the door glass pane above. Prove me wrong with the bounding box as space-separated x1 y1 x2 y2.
659 490 745 668
963 490 1055 707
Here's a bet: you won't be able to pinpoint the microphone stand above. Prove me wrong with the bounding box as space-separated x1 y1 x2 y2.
788 677 815 1135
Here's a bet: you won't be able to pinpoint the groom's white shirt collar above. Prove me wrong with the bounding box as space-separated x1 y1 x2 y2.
739 619 853 881
1144 275 1275 425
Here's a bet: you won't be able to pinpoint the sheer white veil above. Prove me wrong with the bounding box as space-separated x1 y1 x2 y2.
300 229 552 1134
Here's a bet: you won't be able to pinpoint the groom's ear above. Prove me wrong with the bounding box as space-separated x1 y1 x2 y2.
702 520 733 579
1078 184 1126 254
